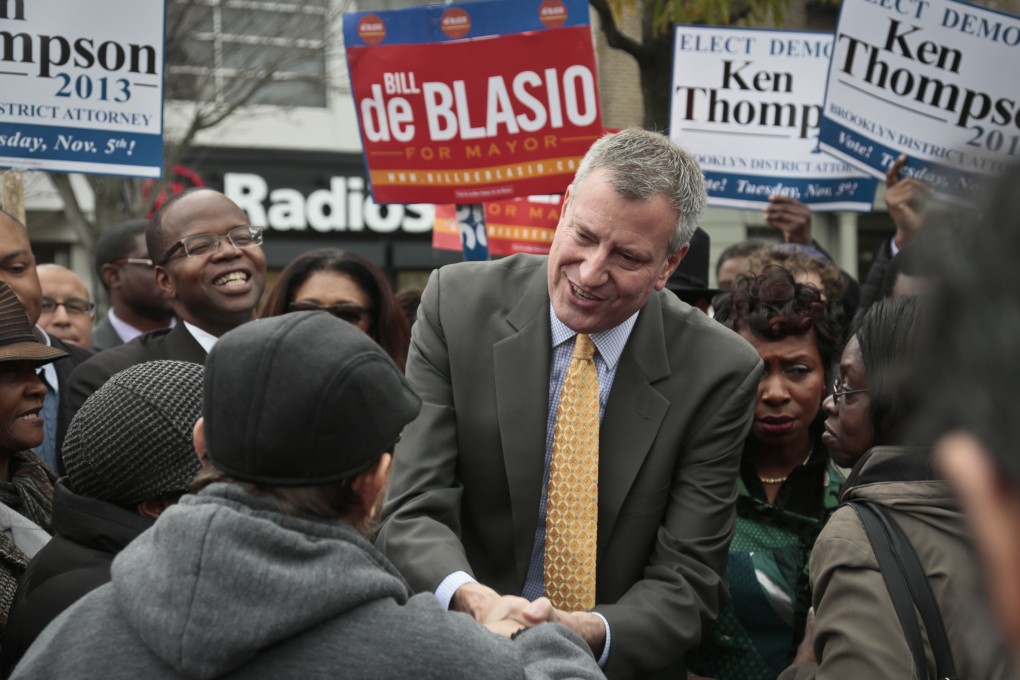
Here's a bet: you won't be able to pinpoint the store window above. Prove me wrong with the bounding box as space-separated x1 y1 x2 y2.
166 0 329 108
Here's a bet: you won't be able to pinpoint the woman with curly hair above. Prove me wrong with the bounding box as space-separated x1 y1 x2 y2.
688 266 844 680
745 245 847 303
260 249 410 371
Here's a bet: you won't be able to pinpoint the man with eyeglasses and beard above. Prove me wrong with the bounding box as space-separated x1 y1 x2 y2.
65 188 267 422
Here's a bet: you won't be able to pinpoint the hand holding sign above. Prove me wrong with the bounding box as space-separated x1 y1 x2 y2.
764 195 813 245
885 154 932 249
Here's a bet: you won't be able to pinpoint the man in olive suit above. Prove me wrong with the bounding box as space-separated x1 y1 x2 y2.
378 129 762 679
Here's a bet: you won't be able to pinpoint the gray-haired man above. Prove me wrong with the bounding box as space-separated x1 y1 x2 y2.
379 129 763 679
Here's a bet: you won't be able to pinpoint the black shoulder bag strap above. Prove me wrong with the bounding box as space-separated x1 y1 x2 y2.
848 500 959 680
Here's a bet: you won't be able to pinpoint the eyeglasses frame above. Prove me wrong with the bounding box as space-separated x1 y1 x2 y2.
832 377 869 406
157 225 264 266
40 298 96 316
110 257 154 268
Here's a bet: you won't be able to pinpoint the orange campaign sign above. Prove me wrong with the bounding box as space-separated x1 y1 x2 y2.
433 195 563 256
343 0 602 205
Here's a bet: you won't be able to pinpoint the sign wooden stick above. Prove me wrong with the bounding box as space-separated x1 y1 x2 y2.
0 171 26 225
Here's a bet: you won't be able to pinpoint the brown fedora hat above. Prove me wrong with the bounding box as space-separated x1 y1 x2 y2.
0 280 67 365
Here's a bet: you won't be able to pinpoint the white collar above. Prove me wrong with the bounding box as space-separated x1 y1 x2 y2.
182 321 219 354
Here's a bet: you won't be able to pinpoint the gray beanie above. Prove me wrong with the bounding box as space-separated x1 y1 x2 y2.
63 360 204 507
203 312 422 486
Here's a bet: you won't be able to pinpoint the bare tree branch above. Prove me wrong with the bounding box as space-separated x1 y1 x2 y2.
594 0 803 128
589 0 648 61
50 175 96 250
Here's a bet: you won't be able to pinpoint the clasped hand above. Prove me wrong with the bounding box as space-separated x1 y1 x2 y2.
453 583 605 652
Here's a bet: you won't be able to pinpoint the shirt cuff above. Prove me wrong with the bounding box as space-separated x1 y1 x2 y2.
435 571 476 611
889 236 901 258
590 611 611 668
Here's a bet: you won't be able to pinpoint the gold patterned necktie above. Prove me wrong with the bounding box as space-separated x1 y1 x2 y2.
544 332 599 611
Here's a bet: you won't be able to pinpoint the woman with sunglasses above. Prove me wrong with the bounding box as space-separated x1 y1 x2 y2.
688 266 844 680
260 249 410 371
779 295 1014 679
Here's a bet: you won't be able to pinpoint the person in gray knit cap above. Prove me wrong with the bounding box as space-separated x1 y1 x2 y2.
1 360 203 674
9 312 603 680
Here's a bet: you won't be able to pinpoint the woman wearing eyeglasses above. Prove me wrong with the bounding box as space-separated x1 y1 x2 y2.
778 295 1014 679
820 296 919 471
687 266 844 680
260 249 410 371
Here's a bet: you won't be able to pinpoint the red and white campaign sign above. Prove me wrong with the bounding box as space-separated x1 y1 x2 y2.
344 0 602 204
433 195 563 255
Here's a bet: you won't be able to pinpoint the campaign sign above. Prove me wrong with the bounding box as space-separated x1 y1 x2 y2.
343 0 602 204
819 0 1020 197
670 26 877 211
0 0 165 178
433 194 561 255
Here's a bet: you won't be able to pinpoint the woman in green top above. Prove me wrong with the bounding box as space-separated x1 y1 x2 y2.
689 266 844 680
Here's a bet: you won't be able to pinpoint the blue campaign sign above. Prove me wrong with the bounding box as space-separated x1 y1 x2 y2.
343 0 590 47
700 170 872 206
0 0 165 178
454 203 489 261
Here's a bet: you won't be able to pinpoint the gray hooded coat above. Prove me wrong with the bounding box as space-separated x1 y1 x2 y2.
11 483 603 680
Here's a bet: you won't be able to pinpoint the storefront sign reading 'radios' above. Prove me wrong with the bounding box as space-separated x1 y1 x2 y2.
343 0 602 204
224 172 433 235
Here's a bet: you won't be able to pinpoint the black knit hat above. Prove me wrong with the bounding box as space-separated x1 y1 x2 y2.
203 312 421 486
63 361 204 507
0 280 66 365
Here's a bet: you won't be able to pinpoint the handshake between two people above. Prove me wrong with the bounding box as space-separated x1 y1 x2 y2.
452 582 607 655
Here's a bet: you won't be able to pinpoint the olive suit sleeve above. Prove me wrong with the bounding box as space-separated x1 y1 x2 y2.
376 266 476 590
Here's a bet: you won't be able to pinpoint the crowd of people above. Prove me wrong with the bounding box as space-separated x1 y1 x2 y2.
0 129 1015 679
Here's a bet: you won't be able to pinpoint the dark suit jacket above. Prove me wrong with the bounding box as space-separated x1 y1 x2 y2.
90 316 123 352
63 324 206 429
378 255 762 680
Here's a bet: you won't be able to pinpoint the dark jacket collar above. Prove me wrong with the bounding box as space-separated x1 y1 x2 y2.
51 479 155 554
839 446 941 503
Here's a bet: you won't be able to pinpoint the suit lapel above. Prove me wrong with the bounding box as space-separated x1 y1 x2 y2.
493 262 553 584
166 324 209 364
90 317 122 351
597 292 672 562
50 340 75 389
